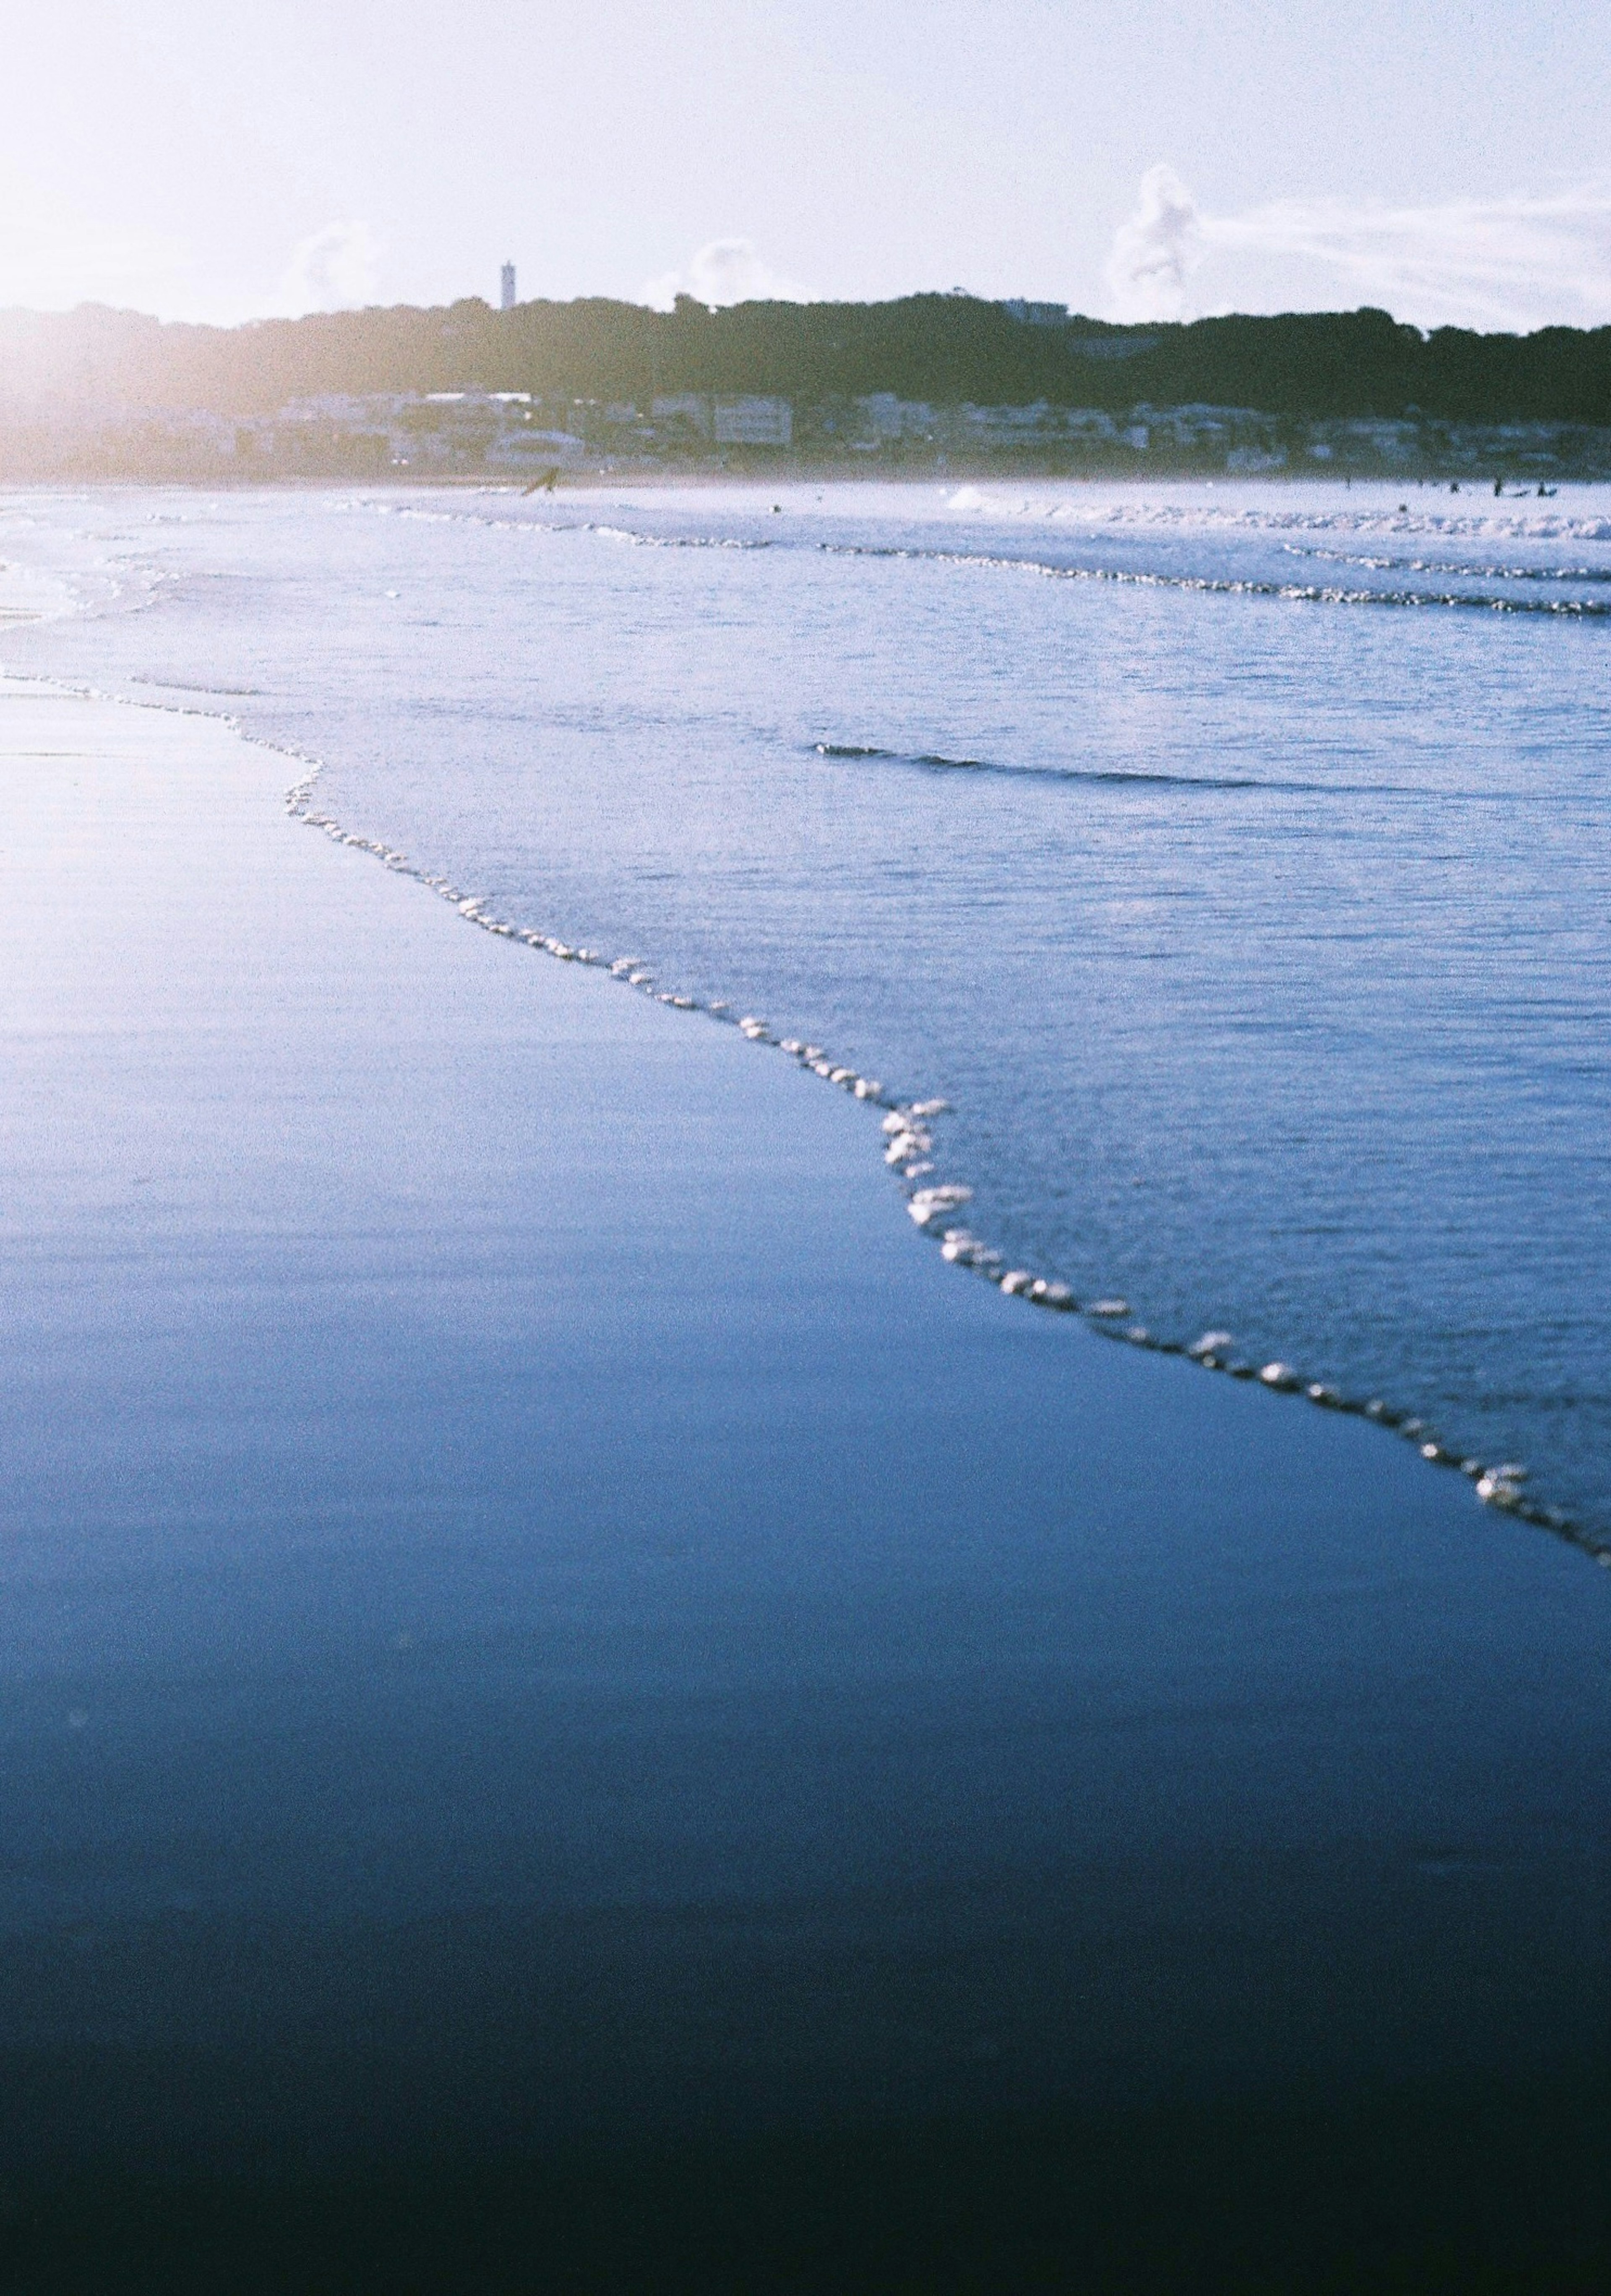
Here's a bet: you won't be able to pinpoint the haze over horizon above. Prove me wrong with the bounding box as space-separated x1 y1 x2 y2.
5 0 1610 337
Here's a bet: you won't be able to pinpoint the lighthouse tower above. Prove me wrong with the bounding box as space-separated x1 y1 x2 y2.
500 262 516 312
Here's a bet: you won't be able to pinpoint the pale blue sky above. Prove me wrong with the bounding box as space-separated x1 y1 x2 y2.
5 0 1609 329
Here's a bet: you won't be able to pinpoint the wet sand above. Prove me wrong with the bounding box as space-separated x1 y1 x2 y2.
0 673 1607 2286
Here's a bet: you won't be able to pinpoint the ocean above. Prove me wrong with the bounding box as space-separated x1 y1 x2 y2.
4 475 1610 1545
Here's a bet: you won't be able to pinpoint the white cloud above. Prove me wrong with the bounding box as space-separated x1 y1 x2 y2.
1105 170 1611 331
641 237 810 312
1104 165 1202 323
280 220 384 314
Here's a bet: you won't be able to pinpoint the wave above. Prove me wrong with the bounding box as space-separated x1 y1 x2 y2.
357 495 1611 617
584 522 769 552
818 540 1611 617
1280 543 1611 584
806 742 1560 805
129 674 267 697
381 501 771 552
812 742 1272 792
941 487 1611 545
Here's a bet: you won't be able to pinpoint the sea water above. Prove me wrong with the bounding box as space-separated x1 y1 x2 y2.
3 477 1609 1540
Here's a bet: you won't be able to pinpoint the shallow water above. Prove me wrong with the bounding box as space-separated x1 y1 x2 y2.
4 476 1610 1538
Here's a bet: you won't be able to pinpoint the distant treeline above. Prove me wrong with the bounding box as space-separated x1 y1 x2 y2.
4 293 1611 424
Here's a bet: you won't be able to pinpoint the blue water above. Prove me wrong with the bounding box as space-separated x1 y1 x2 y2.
5 476 1610 1541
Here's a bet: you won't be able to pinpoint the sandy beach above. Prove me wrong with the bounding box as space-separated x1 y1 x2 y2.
1 669 1608 2285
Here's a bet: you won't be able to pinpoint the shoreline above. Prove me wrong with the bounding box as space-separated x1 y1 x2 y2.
9 468 1611 497
2 668 1609 2275
286 741 1608 1566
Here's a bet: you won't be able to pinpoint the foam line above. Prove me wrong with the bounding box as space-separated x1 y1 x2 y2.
815 541 1611 618
276 724 1610 1571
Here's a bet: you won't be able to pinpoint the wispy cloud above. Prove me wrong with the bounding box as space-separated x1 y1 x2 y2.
1106 170 1611 331
641 238 810 312
280 220 384 315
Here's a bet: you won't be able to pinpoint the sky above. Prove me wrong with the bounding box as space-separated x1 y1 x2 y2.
5 0 1611 334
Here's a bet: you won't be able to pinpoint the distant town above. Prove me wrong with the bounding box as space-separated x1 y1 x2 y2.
3 284 1608 483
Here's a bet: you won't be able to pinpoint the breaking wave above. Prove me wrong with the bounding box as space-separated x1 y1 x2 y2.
816 540 1611 616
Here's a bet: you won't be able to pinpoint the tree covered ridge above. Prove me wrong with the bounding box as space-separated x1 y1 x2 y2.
3 293 1610 424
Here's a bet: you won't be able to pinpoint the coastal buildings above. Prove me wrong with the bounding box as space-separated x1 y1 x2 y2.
649 394 794 448
1 385 1606 482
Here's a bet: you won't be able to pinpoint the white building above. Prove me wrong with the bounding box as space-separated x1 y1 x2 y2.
1062 410 1120 442
648 394 792 447
854 394 936 442
485 428 586 471
651 393 713 440
960 401 1059 448
712 395 792 447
